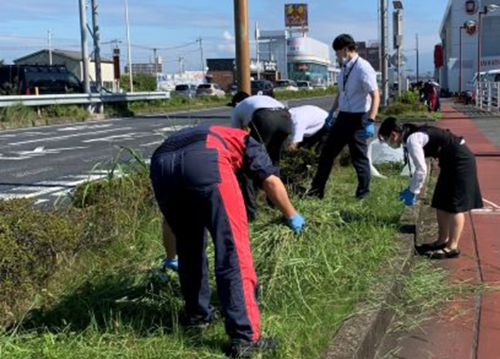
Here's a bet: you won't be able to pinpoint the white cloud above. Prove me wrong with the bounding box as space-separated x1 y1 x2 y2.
223 31 234 41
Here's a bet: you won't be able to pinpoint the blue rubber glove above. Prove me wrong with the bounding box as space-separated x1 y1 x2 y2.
399 188 418 206
323 109 336 129
358 119 375 140
162 258 178 272
286 213 305 234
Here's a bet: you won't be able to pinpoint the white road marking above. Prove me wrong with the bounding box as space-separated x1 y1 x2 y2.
472 198 500 215
140 140 162 147
57 124 113 132
1 146 89 161
8 128 133 146
82 133 139 143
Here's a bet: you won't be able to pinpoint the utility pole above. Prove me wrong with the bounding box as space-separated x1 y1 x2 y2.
198 37 205 74
47 30 53 65
91 0 102 92
233 0 251 94
416 33 419 83
124 0 133 92
380 0 389 106
255 22 261 80
78 0 90 94
393 1 404 97
178 57 185 74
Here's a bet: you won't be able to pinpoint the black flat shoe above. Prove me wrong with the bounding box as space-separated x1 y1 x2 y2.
415 240 448 255
426 248 461 260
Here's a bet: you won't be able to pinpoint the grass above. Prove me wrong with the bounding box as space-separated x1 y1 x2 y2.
0 153 408 358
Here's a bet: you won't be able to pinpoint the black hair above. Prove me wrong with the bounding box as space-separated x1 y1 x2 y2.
332 34 357 51
229 91 250 107
378 117 421 141
378 117 403 141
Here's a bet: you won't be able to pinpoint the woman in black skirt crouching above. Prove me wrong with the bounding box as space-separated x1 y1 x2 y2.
378 117 483 259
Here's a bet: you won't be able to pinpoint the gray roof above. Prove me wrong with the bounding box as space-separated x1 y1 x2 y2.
14 49 113 63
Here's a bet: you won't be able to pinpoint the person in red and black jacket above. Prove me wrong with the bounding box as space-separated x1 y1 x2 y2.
150 124 305 357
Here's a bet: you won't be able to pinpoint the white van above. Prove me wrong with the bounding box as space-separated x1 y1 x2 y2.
485 69 500 82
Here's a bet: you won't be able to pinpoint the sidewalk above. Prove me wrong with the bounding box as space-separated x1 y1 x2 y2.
377 101 500 359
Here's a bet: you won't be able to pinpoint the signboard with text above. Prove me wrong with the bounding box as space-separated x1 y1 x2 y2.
285 3 308 28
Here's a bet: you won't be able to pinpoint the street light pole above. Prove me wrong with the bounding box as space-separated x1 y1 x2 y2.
124 0 133 92
78 0 90 94
233 0 251 94
415 33 419 83
91 0 102 92
380 0 389 106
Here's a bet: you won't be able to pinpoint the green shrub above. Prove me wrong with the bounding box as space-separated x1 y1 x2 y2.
395 90 420 105
0 200 81 320
0 104 37 127
120 74 157 92
41 105 89 122
383 102 428 116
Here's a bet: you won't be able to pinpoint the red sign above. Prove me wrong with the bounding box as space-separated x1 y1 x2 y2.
285 4 308 28
434 44 444 69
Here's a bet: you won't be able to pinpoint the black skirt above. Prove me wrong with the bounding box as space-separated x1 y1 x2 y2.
432 142 483 213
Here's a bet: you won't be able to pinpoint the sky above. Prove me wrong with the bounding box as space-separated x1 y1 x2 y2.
0 0 449 74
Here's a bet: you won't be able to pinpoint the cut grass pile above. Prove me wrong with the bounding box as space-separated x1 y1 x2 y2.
0 152 407 359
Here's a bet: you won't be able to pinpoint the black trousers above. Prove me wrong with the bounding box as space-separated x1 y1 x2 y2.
248 108 292 166
242 108 292 219
300 126 328 152
310 111 371 198
150 144 261 342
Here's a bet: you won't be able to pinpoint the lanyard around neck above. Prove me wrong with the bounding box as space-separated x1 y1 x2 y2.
343 57 359 92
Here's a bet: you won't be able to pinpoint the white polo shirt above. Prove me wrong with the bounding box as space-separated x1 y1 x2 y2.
337 54 378 113
289 105 328 144
230 95 285 128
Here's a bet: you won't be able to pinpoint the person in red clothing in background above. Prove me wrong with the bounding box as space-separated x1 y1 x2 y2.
150 124 305 357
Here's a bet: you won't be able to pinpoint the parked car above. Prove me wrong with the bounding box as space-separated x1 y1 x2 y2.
485 69 500 83
312 83 328 90
296 80 314 91
173 84 197 98
196 83 226 98
251 80 274 97
0 64 83 95
274 79 299 92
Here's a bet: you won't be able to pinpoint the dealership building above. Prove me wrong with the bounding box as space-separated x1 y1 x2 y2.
439 0 500 92
257 30 337 86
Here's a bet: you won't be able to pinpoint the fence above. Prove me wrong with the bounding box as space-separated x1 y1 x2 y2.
476 82 500 112
0 91 171 113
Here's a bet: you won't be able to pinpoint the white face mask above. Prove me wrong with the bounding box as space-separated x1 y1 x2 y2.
338 56 349 66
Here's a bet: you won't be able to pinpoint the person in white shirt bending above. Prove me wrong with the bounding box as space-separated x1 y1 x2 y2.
287 105 329 152
378 117 483 260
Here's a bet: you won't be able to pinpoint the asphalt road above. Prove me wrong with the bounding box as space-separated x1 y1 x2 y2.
0 96 333 205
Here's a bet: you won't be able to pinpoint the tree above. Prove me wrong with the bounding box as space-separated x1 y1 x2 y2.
120 73 157 92
0 59 4 67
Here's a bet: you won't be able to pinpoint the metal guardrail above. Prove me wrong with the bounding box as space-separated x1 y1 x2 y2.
0 91 171 108
477 82 500 112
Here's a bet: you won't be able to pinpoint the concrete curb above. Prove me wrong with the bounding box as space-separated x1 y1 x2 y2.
321 163 431 359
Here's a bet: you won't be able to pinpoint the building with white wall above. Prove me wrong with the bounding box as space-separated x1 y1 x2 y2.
439 0 500 92
258 31 332 85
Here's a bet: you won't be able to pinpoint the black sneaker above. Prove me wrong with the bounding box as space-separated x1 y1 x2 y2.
226 337 277 358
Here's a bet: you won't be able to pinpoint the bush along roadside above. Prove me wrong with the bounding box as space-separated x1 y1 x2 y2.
379 90 441 121
0 152 408 359
0 88 338 130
